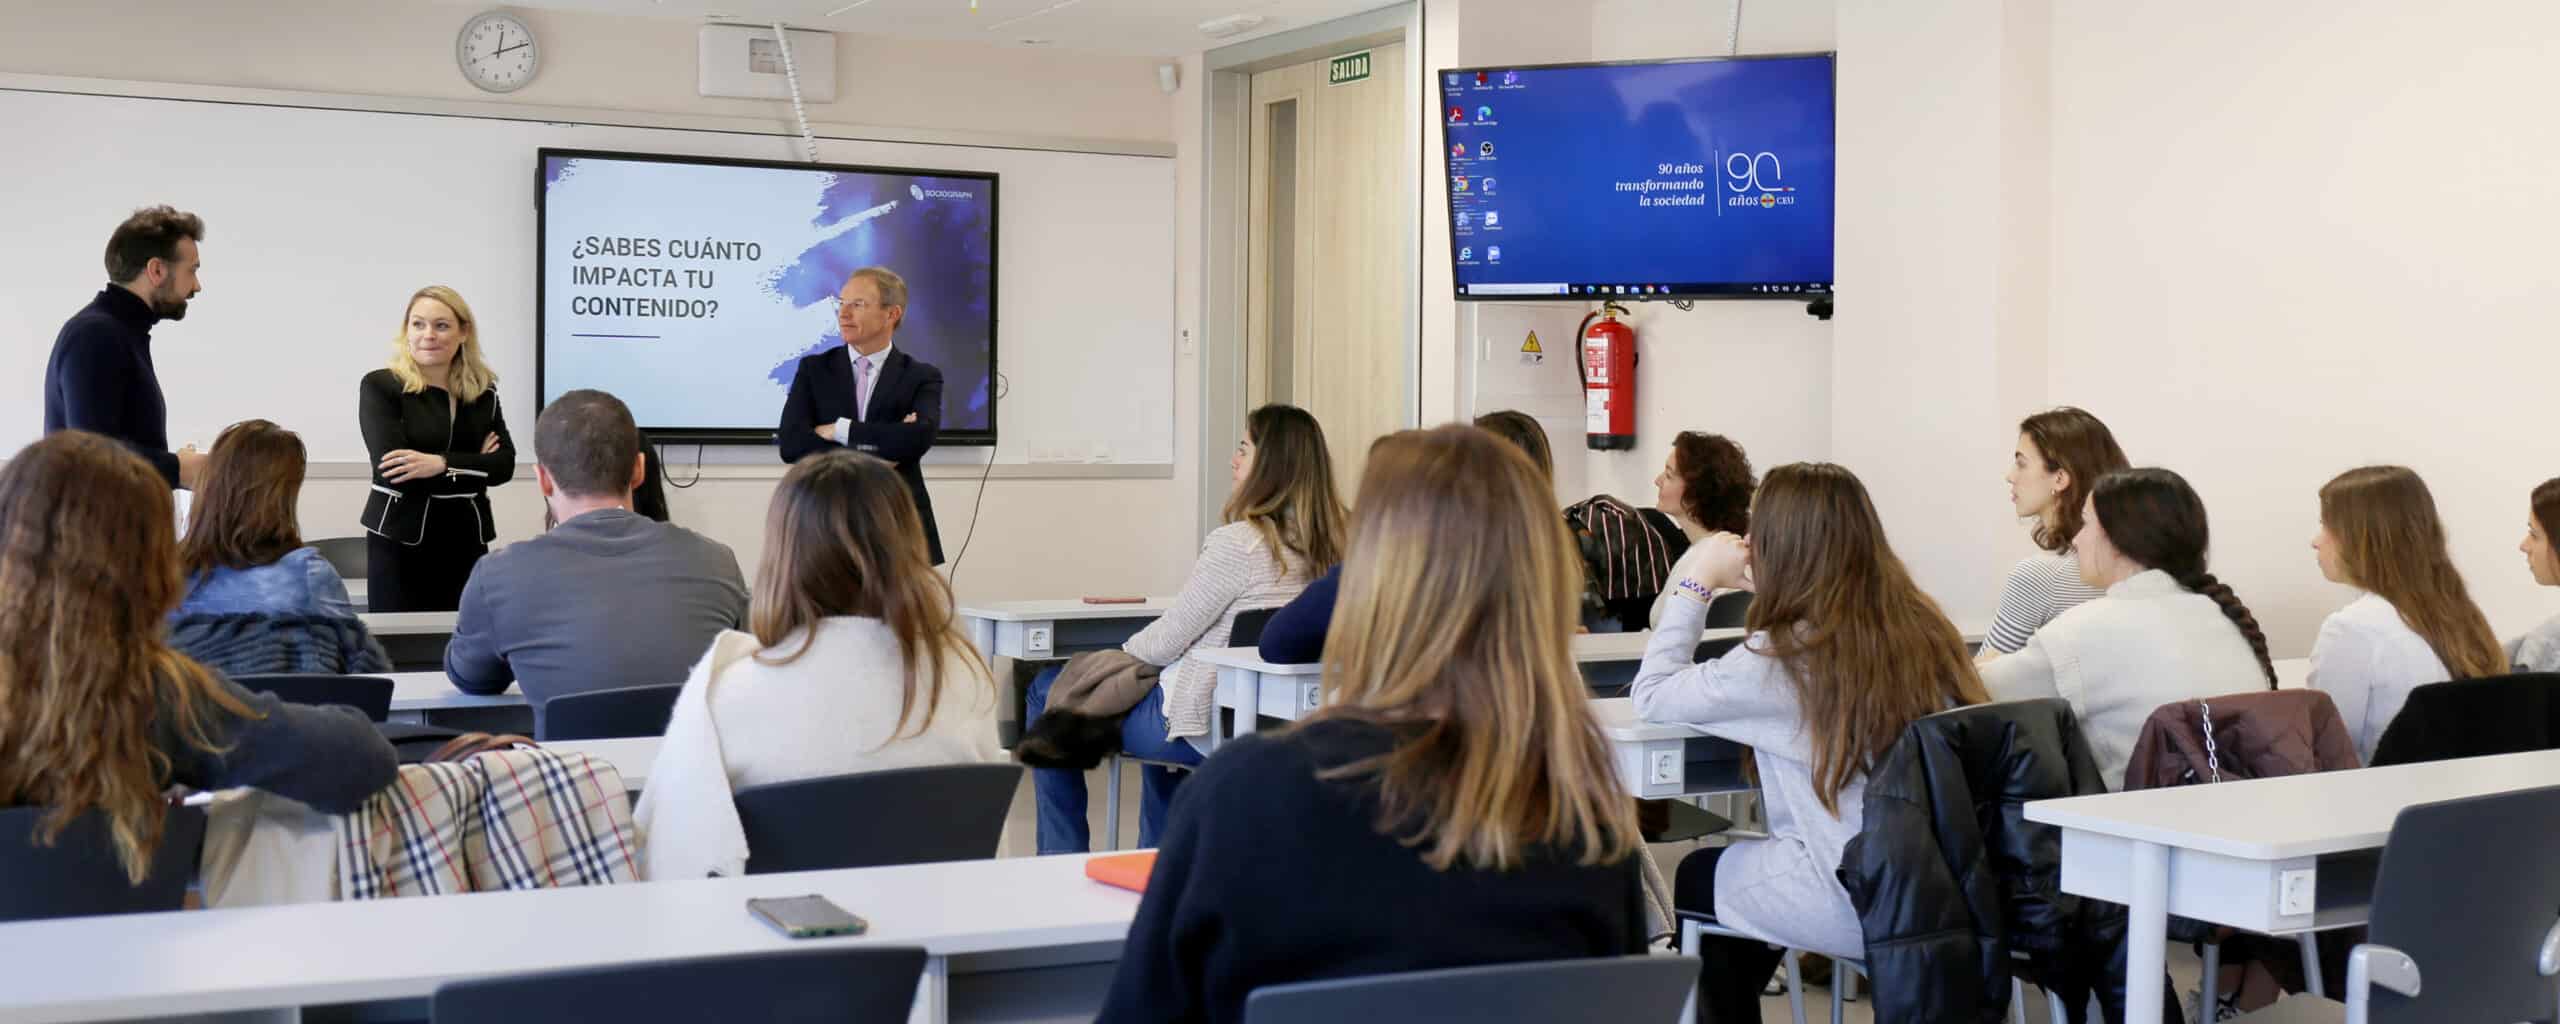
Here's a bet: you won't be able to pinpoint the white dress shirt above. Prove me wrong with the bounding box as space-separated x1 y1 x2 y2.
2310 592 2452 764
833 343 893 442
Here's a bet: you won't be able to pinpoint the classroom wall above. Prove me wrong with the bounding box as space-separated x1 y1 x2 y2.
2046 0 2560 653
0 0 1199 605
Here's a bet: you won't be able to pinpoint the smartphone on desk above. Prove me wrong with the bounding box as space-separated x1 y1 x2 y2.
748 895 868 939
1082 596 1146 604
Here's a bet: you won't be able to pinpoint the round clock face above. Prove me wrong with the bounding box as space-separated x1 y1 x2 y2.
456 12 539 93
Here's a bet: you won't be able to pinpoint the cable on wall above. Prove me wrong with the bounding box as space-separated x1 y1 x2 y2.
1724 0 1744 56
772 21 821 163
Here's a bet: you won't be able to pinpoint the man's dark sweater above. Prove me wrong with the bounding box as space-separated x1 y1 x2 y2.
1097 718 1648 1024
45 286 180 486
444 509 749 706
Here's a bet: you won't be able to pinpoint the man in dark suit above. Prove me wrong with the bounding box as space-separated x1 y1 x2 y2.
778 266 945 563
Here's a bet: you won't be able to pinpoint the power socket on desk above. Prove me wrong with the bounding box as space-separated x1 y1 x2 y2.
1647 750 1681 786
1025 626 1053 657
2278 868 2316 916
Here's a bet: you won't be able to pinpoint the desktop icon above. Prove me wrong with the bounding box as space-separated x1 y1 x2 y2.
1487 246 1502 262
1453 176 1469 192
1449 106 1464 123
1483 210 1500 227
1447 73 1461 87
1475 71 1489 86
1503 70 1520 86
1481 177 1495 193
1477 105 1493 121
1452 142 1465 158
1480 141 1495 157
1455 211 1472 227
1459 247 1473 261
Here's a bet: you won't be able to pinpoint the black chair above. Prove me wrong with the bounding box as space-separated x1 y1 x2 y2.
735 763 1024 874
2230 782 2560 1023
1703 589 1753 629
430 947 927 1023
0 805 206 922
309 536 369 580
1244 955 1699 1024
537 684 683 741
232 673 394 722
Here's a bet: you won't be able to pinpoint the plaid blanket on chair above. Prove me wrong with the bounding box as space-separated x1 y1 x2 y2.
338 747 639 898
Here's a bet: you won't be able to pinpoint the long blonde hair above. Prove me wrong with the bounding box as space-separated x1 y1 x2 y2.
1314 425 1641 871
2321 466 2507 680
749 451 989 740
1223 405 1347 572
1747 463 1991 813
0 432 260 882
387 285 498 402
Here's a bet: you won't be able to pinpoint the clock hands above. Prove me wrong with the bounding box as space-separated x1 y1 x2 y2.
494 41 530 58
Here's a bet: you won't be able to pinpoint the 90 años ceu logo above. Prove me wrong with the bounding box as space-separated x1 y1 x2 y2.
1724 151 1798 209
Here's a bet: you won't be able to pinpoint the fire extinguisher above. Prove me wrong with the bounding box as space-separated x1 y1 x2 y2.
1576 301 1637 451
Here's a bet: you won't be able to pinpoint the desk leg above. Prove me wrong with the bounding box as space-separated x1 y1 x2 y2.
1236 671 1263 738
965 617 997 667
909 954 950 1024
2125 840 2169 1024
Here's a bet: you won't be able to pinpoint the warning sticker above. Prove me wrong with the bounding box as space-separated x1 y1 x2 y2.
1521 331 1543 354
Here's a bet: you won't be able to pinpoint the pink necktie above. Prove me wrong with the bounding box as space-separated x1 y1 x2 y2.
856 356 873 421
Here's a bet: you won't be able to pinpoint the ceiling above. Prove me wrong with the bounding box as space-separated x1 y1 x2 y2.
497 0 1397 58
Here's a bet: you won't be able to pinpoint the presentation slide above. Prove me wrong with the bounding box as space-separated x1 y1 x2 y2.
1440 55 1834 299
538 149 997 442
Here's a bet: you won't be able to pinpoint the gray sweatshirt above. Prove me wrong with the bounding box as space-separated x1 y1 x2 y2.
445 509 748 705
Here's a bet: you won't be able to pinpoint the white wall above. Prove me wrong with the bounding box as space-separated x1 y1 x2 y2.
2047 0 2560 653
2 0 1198 605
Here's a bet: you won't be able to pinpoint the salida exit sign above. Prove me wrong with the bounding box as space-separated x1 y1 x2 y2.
1327 50 1373 86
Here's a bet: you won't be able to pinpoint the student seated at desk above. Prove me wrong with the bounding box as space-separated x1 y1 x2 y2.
1982 468 2275 786
168 419 390 676
2308 466 2506 762
443 390 748 704
1257 413 1553 664
635 450 1000 880
2507 477 2560 670
1101 425 1649 1024
1979 407 2128 664
0 432 396 880
1632 462 1988 1024
1645 430 1755 629
1028 404 1342 852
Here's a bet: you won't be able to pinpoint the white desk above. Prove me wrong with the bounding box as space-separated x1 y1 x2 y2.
346 578 368 612
0 853 1137 1024
1588 697 1753 799
2024 747 2560 1024
544 736 661 790
957 598 1171 662
358 610 458 636
385 670 525 723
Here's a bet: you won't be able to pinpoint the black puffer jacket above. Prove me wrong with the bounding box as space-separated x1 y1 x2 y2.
1837 697 2140 1023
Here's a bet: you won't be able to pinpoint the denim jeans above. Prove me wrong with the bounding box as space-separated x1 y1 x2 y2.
1025 663 1203 854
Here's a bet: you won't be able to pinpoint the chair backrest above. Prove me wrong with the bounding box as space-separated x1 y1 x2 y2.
0 805 206 922
1230 606 1278 648
1244 955 1698 1024
430 947 926 1023
2371 673 2560 766
1703 589 1754 629
308 536 369 580
536 684 683 741
232 673 394 723
2361 783 2560 1024
734 763 1023 873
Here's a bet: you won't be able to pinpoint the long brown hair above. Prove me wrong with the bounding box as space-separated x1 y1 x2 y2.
1315 425 1642 871
2533 478 2560 579
2090 468 2278 686
2320 466 2507 680
1470 410 1554 482
1223 405 1347 572
2019 407 2129 553
749 450 989 740
178 419 307 576
0 432 259 882
1745 463 1990 814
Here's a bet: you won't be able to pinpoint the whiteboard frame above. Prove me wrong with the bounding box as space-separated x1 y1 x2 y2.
0 72 1177 479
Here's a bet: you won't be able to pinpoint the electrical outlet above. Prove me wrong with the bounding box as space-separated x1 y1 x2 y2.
1025 626 1053 657
1647 749 1681 786
1299 683 1321 712
2277 868 2316 916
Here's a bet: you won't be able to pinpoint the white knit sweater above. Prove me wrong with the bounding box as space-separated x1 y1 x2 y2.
1127 522 1316 740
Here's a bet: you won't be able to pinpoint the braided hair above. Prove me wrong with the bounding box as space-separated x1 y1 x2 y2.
2088 468 2276 687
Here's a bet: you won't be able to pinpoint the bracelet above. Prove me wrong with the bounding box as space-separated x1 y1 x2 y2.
1674 578 1715 604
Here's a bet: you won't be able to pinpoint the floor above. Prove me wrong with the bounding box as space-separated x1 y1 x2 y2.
996 763 2217 1023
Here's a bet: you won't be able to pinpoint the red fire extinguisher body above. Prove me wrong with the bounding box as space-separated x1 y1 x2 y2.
1579 307 1637 451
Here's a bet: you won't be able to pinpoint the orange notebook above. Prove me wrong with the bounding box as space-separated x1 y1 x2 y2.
1084 852 1157 893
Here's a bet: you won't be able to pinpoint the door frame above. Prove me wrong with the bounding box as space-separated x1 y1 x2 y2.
1197 3 1422 537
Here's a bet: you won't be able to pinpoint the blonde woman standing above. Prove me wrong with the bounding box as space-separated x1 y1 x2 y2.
1099 426 1647 1024
356 285 515 612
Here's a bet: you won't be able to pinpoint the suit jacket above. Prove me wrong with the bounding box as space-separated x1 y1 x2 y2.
778 345 943 563
2371 672 2560 766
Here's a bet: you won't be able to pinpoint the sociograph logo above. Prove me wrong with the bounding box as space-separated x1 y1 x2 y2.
1724 151 1798 209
